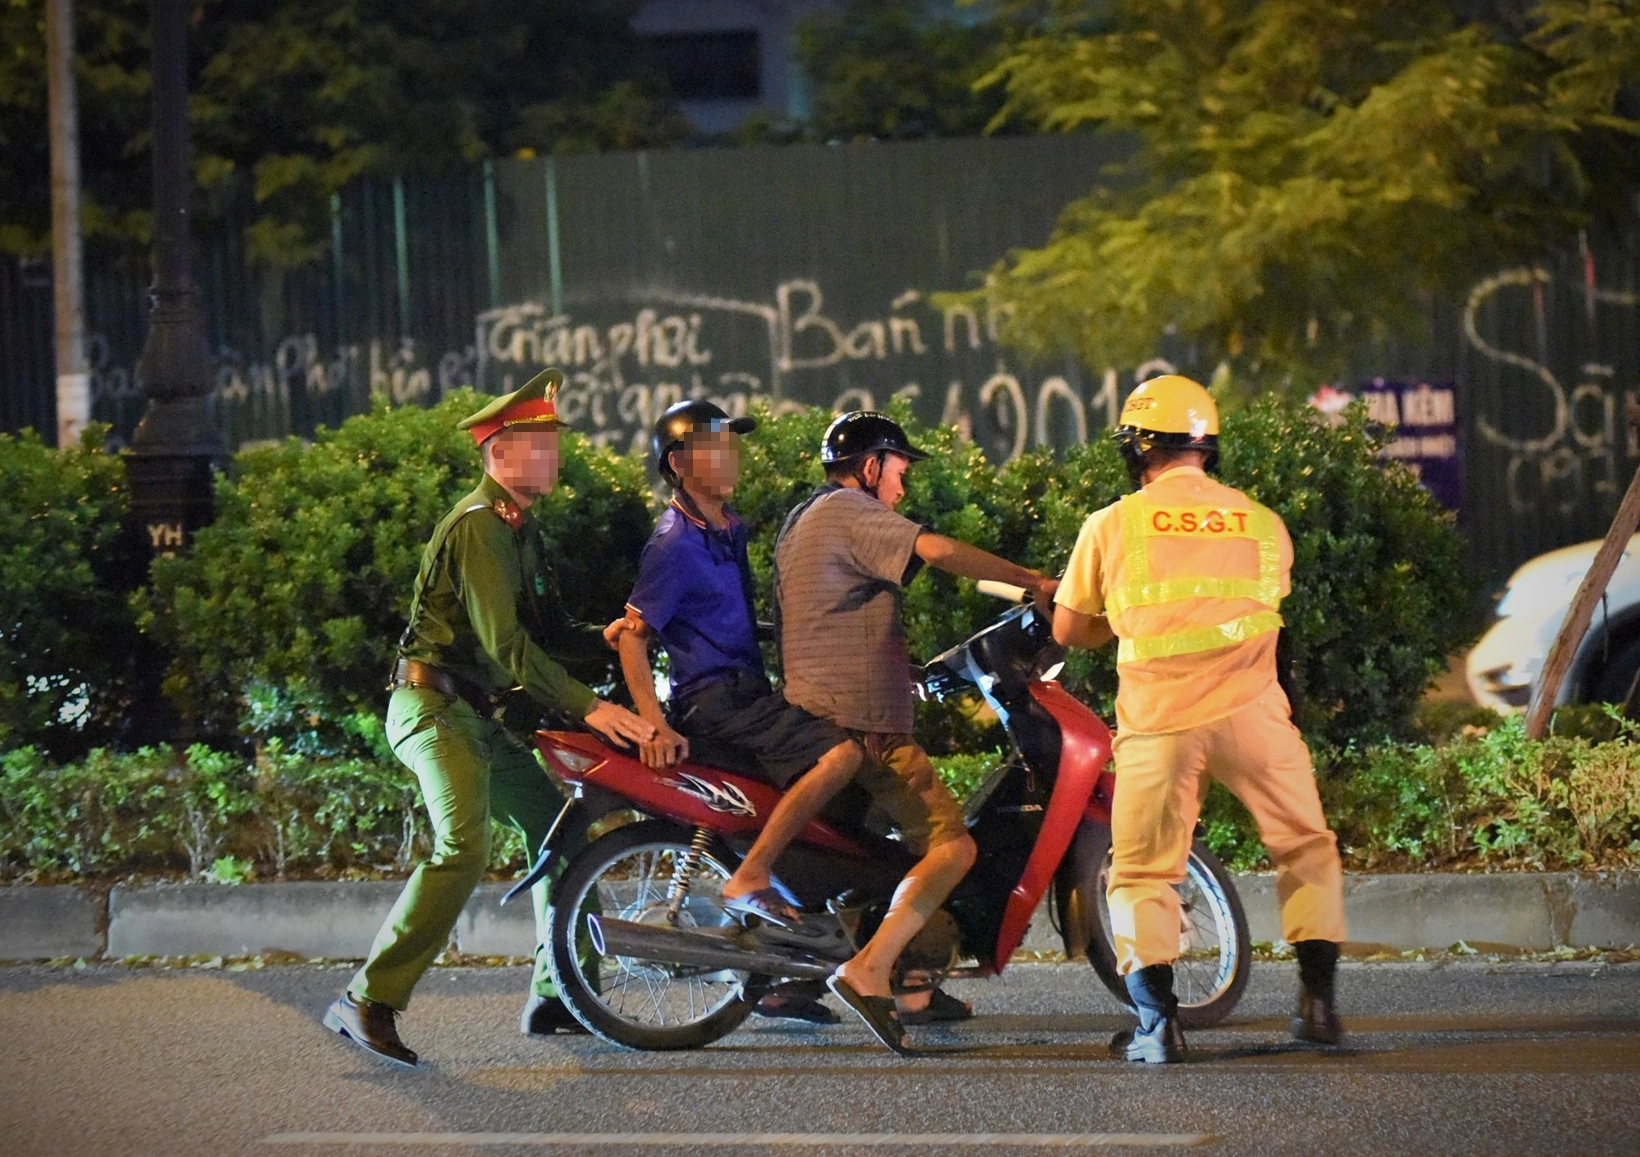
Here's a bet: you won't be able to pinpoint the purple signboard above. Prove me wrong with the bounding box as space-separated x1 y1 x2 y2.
1308 379 1461 511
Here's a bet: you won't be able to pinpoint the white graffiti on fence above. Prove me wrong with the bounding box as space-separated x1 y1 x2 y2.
83 276 1190 457
1464 266 1640 516
464 280 1117 456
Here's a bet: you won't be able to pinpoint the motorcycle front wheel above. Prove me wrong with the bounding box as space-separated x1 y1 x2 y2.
1082 828 1251 1028
547 820 754 1050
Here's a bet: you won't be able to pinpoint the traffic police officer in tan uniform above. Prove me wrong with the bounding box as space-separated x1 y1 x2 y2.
324 368 654 1067
1051 375 1347 1063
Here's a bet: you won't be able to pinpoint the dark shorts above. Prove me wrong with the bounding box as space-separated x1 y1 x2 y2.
668 668 852 788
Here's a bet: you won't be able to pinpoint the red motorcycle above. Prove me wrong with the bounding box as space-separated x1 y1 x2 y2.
510 583 1250 1049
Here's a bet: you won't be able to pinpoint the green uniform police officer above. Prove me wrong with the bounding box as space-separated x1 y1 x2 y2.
323 368 655 1068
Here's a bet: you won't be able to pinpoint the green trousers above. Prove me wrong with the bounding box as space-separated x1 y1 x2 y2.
351 687 566 1010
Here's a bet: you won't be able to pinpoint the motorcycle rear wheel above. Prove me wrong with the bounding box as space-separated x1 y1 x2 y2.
547 820 755 1050
1082 829 1251 1028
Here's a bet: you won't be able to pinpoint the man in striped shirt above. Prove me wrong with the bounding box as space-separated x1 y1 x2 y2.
776 411 1056 1053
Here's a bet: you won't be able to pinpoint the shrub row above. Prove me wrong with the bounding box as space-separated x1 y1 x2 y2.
6 391 1474 762
3 715 1636 883
0 742 439 882
1199 712 1640 873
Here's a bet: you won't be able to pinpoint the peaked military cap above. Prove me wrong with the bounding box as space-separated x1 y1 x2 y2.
457 368 569 445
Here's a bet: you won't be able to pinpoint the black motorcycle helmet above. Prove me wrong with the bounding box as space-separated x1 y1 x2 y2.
820 411 929 466
653 399 756 486
820 411 930 500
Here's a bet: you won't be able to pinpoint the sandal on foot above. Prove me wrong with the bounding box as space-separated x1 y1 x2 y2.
723 887 802 929
753 992 840 1025
827 974 914 1056
898 987 973 1025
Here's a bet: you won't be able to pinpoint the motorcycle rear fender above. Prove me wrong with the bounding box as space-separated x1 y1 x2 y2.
499 785 624 906
1052 819 1105 961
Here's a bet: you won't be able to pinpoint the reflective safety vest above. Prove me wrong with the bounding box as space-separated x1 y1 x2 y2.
1107 492 1284 665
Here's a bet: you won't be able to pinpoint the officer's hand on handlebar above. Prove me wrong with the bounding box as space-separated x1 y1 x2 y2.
583 699 656 747
638 723 690 770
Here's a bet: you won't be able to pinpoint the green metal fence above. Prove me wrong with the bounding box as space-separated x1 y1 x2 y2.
2 136 1637 580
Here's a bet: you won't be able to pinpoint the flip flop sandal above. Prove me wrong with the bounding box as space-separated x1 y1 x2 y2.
752 992 841 1025
827 974 915 1056
723 887 803 929
898 987 973 1025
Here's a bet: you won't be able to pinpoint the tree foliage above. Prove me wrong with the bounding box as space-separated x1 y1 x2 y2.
0 0 686 261
778 0 1016 142
977 0 1640 384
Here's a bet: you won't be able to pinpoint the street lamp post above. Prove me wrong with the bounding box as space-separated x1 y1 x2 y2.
127 0 222 564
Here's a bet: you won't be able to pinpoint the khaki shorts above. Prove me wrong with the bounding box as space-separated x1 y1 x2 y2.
848 731 969 855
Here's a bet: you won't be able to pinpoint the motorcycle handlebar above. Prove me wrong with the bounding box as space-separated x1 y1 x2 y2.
976 580 1029 603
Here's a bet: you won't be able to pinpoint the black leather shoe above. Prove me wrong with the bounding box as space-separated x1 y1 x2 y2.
1293 991 1344 1045
521 993 588 1036
1114 963 1187 1063
1110 1016 1188 1064
1292 939 1344 1045
323 993 417 1067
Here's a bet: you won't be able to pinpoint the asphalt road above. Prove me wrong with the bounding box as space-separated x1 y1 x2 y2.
2 959 1636 1157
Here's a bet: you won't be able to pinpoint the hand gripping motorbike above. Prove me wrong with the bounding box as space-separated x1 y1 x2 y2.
506 583 1250 1050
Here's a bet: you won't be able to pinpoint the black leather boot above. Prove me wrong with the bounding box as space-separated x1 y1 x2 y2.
323 992 418 1067
521 993 589 1036
1292 939 1344 1045
1111 963 1188 1063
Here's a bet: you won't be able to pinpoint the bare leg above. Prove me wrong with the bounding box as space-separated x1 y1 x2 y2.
833 833 977 998
723 740 861 900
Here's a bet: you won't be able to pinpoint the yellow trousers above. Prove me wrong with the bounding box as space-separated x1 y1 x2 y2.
1107 686 1345 973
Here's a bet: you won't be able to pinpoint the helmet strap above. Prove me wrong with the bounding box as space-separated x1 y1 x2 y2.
672 484 712 526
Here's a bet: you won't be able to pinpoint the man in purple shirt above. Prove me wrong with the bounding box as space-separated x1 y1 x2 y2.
614 401 864 942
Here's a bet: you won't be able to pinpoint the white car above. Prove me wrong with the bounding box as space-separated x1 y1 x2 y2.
1466 536 1640 713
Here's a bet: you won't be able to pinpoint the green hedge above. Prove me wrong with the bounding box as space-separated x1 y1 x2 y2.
0 426 144 761
7 394 1471 756
0 743 443 882
4 719 1634 882
1008 397 1476 748
136 393 654 755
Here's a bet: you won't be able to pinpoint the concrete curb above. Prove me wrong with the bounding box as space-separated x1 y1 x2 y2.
2 872 1637 963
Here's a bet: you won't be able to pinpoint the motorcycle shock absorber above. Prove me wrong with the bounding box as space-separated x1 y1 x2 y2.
664 826 714 924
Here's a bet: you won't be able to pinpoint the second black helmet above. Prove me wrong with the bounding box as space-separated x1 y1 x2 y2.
653 399 756 485
820 411 929 465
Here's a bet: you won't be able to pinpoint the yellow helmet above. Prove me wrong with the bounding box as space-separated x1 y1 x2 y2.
1113 374 1220 485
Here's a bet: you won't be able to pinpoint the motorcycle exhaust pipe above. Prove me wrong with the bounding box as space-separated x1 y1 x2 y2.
588 916 837 980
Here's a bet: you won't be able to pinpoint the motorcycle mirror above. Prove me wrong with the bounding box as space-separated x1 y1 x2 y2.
976 580 1028 603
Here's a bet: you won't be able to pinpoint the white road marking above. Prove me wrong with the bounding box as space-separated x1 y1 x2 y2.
262 1132 1215 1148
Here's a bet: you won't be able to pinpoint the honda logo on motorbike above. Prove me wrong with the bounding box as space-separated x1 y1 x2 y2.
674 773 757 817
